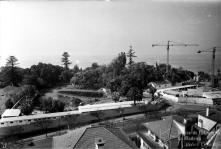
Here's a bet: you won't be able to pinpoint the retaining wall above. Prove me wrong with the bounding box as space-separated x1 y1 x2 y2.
178 97 213 105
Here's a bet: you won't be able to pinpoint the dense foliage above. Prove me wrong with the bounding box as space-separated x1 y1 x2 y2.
20 99 33 115
4 85 38 109
0 50 200 105
111 91 120 102
40 97 65 113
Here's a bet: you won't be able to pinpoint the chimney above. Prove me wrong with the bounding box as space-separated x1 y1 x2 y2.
95 137 105 149
206 107 209 117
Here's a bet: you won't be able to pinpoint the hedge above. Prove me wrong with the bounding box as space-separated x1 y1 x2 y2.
58 90 103 98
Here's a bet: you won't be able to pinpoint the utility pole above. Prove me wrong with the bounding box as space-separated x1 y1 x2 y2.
152 40 198 79
197 47 221 88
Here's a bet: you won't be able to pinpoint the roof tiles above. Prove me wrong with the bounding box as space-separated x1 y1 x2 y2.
53 126 137 149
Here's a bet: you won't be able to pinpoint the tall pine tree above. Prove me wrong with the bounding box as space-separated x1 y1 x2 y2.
61 52 71 70
2 56 21 86
126 46 136 67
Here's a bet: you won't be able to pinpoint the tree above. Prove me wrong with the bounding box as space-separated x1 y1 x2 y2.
41 97 53 113
40 97 65 113
91 62 99 69
60 70 73 83
2 56 22 86
20 94 36 115
126 87 142 105
71 64 105 89
111 91 120 102
61 52 71 70
6 56 19 68
111 52 126 77
27 63 64 89
108 78 122 92
73 64 80 73
126 46 136 67
51 100 65 112
20 100 33 115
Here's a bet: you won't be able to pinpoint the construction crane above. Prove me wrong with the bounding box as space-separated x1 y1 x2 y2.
152 40 198 79
197 47 221 88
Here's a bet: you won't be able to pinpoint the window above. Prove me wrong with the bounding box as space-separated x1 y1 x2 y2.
1 123 4 125
10 122 13 124
19 121 22 123
28 120 31 122
199 119 203 123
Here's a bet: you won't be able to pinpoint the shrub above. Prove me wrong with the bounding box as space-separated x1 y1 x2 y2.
20 102 33 115
126 87 142 105
40 97 65 113
111 92 120 102
51 100 65 112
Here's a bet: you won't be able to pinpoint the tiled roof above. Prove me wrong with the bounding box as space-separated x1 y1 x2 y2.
142 115 184 143
53 126 88 149
53 126 137 149
108 127 137 148
162 115 185 124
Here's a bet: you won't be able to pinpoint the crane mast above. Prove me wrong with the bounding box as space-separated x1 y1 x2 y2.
152 40 198 79
197 47 221 88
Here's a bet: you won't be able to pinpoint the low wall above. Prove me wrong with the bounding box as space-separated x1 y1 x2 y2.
178 97 213 105
78 101 143 113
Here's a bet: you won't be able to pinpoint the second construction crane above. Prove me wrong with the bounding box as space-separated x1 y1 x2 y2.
152 40 198 79
197 47 221 88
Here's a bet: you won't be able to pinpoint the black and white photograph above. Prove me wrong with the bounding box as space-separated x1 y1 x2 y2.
0 0 221 148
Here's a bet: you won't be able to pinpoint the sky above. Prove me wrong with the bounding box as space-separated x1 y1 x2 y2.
0 0 220 72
